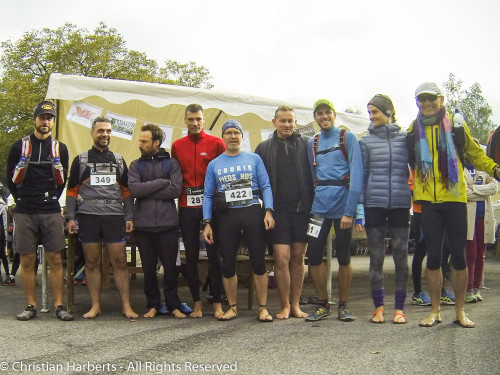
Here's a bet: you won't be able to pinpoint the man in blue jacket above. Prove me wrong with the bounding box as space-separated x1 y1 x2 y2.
128 124 185 319
305 99 363 322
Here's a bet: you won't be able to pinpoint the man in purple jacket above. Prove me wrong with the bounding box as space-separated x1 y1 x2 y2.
128 124 184 318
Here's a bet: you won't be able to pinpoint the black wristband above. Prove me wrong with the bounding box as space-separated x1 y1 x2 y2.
203 219 211 226
265 208 273 213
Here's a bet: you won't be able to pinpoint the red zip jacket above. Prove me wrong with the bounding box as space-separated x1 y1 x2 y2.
171 130 225 207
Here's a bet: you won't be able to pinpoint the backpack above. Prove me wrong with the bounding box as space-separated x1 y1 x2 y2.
78 151 124 182
311 128 348 166
311 128 350 187
11 136 65 187
137 157 172 181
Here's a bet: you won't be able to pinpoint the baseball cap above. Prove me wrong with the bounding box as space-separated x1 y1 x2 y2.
34 101 56 119
313 99 335 114
415 82 443 98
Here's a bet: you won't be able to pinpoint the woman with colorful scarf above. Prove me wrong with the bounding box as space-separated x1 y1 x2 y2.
408 82 499 329
358 94 411 324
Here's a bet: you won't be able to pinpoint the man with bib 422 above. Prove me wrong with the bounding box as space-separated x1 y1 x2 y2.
203 120 275 322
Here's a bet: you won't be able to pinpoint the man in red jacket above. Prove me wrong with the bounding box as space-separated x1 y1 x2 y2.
171 104 226 318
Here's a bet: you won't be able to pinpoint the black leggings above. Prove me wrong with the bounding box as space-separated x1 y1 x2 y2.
179 207 223 303
307 218 352 267
421 202 467 271
0 240 9 277
215 205 267 278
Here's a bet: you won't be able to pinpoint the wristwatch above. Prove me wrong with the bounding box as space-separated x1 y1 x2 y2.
265 207 274 213
203 219 212 226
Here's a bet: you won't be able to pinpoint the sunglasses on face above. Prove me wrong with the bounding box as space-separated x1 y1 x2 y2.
417 94 438 102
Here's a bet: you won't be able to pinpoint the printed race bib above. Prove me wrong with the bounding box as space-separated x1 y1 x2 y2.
307 216 324 238
224 179 253 204
225 187 252 202
90 171 116 186
186 186 204 207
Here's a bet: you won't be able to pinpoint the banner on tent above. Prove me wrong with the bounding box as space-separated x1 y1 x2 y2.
105 112 136 140
66 101 103 128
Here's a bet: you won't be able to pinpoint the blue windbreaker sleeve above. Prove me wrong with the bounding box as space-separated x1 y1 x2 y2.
344 131 363 217
355 203 365 226
255 153 273 210
203 162 216 220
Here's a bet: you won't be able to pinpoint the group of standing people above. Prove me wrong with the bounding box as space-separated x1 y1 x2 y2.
6 80 498 328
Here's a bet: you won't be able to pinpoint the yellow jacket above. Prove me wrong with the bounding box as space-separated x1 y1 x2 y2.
408 117 497 203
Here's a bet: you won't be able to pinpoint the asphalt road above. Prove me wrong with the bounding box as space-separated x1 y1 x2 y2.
0 253 499 375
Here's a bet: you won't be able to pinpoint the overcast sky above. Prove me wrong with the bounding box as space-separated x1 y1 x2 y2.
2 0 499 128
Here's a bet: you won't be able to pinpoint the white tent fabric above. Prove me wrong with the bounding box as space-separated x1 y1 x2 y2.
46 73 369 133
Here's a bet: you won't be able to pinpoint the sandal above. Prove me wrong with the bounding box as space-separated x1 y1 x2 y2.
218 304 237 321
393 311 407 324
453 310 475 328
419 312 441 327
370 308 384 324
258 305 273 323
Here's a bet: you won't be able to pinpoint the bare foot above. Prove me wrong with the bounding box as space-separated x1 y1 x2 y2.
190 301 203 318
213 303 224 319
276 307 290 320
143 308 157 318
291 306 308 319
171 309 186 319
83 305 101 319
122 306 139 319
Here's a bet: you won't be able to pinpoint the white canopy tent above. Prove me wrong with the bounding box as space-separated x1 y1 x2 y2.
45 73 370 163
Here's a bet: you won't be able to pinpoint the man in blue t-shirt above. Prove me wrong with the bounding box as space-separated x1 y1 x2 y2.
203 119 275 322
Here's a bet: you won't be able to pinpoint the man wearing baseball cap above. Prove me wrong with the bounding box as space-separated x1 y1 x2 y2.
6 100 73 321
408 81 500 328
305 99 363 322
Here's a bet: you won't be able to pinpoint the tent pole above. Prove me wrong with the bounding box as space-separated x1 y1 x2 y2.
209 110 223 131
55 99 60 139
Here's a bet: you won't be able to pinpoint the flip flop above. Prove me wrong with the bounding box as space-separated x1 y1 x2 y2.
258 305 273 323
369 308 385 324
419 312 441 327
393 312 407 324
453 311 475 328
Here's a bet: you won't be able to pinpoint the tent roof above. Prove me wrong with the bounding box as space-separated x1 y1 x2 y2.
46 73 369 133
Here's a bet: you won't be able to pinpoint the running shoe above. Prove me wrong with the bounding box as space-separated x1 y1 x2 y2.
3 276 15 286
338 305 355 321
473 289 483 302
465 291 477 303
17 305 37 321
179 302 193 314
55 305 74 321
440 290 455 305
305 305 331 322
158 303 169 315
411 291 432 306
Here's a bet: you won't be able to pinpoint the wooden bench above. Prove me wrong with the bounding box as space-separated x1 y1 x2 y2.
65 234 274 313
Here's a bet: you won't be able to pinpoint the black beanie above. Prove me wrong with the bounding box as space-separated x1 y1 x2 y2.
368 94 394 120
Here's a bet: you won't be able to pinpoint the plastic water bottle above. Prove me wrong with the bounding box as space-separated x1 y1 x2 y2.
453 109 464 128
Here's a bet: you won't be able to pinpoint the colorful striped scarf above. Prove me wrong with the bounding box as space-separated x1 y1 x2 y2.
414 107 459 194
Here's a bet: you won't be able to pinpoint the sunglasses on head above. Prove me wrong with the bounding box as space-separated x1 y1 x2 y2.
417 94 438 102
